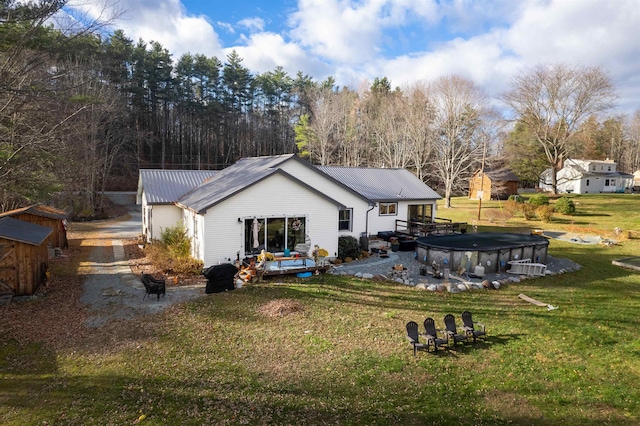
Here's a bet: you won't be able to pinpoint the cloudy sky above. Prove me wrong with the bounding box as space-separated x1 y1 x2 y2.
74 0 639 115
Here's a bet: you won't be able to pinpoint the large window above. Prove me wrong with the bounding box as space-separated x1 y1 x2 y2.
379 202 397 216
408 204 433 223
243 216 306 255
339 208 352 231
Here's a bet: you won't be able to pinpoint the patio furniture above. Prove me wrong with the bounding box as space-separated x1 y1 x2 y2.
406 321 429 356
141 273 166 300
443 314 467 346
422 317 448 352
461 311 486 343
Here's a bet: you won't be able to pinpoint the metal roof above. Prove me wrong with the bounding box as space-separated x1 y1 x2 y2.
0 217 52 246
139 169 218 204
317 166 441 201
178 154 345 213
0 204 69 220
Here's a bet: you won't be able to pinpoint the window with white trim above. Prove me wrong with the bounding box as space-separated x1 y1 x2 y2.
338 208 352 231
379 202 397 216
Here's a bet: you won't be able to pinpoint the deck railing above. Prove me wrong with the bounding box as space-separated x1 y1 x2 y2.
394 219 467 237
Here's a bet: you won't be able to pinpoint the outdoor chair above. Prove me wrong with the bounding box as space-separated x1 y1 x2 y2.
422 317 448 352
443 314 467 346
406 321 429 356
141 273 166 300
461 311 486 343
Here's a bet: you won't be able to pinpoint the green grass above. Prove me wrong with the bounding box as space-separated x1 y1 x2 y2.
1 194 639 425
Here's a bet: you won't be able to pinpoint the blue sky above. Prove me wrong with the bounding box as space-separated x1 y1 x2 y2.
73 0 639 115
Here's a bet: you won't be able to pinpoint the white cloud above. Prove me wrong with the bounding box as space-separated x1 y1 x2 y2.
238 17 266 32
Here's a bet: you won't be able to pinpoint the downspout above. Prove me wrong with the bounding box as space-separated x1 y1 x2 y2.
365 203 376 239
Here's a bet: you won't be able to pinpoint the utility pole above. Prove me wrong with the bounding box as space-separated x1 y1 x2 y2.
477 137 487 221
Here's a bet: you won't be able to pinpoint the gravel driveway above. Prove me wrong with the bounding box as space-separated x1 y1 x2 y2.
79 194 205 327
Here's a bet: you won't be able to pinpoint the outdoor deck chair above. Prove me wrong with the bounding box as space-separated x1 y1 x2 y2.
443 314 467 346
422 317 448 352
141 273 166 300
461 311 486 343
406 321 429 356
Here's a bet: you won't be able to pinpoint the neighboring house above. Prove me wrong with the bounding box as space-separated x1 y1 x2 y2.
137 154 442 267
468 169 520 200
0 204 69 250
633 170 640 190
137 169 218 242
539 159 634 194
0 217 52 295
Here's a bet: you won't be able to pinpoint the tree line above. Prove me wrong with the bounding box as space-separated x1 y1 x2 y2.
1 1 638 214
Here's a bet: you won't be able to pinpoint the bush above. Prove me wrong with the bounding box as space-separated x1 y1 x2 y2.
521 203 537 220
528 194 550 206
508 194 524 203
536 205 555 222
503 200 521 216
484 209 513 223
338 235 361 260
554 197 576 215
160 221 191 259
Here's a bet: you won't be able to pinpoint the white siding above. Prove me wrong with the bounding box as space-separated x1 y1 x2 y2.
200 173 339 267
278 160 372 239
150 205 183 242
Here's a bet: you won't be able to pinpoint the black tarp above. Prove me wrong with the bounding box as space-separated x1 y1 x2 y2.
203 263 238 294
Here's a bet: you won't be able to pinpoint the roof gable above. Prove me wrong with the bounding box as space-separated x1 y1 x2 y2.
138 169 218 204
0 217 52 245
178 155 346 213
317 166 441 201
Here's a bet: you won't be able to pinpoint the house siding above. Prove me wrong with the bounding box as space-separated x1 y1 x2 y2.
198 173 339 267
148 203 182 242
278 160 372 239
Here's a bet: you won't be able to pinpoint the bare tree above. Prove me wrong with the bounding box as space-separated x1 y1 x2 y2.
430 75 490 208
502 64 616 193
402 82 436 181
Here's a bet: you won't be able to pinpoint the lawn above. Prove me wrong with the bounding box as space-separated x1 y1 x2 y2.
1 194 639 425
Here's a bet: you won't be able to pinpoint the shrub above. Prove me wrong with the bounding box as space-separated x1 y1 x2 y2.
528 194 550 206
507 194 524 203
484 209 513 224
338 235 360 260
554 197 576 215
536 205 555 222
160 221 191 259
521 203 537 220
503 200 521 216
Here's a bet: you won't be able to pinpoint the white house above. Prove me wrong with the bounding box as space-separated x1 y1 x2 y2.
137 154 442 267
539 159 634 194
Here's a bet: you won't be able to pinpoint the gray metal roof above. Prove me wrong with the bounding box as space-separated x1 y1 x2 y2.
139 169 218 204
178 154 347 213
317 166 442 201
0 217 52 246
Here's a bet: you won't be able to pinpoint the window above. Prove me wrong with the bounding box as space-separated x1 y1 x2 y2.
379 202 397 216
243 216 306 255
408 204 433 223
608 166 611 171
338 209 352 231
610 179 615 186
586 179 590 186
605 179 610 186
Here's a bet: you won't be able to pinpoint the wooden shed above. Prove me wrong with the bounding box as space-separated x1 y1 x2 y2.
0 204 69 250
0 217 52 296
469 169 520 200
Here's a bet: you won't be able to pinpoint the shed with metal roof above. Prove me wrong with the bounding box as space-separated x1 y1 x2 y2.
0 217 52 296
0 204 69 249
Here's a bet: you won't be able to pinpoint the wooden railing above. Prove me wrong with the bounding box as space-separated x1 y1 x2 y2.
394 219 467 237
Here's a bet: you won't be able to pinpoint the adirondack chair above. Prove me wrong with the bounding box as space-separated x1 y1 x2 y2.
422 317 448 352
141 273 166 300
443 314 467 346
461 311 486 342
406 321 429 356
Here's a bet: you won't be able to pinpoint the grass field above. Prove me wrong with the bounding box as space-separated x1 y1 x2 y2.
1 194 639 425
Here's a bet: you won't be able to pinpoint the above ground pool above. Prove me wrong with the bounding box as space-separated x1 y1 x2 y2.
415 232 549 274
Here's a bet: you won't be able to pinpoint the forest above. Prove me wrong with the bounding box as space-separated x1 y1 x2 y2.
1 1 639 215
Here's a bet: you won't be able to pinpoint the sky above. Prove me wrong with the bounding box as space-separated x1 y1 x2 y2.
72 0 639 115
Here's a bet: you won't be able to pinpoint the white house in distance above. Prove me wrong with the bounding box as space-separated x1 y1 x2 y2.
539 159 634 194
137 154 442 267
